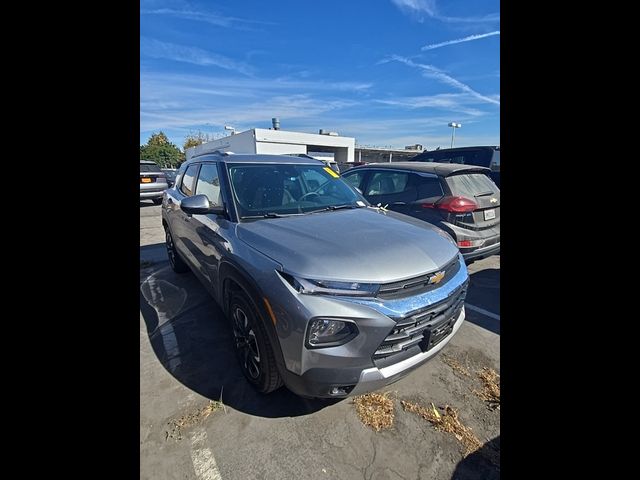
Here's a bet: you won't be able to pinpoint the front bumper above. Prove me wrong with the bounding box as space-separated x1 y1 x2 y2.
281 307 465 398
461 241 500 262
140 189 166 199
269 255 469 398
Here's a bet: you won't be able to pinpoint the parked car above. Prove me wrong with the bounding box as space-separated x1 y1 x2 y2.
162 168 178 188
410 146 500 188
342 162 500 263
140 160 168 204
162 153 469 398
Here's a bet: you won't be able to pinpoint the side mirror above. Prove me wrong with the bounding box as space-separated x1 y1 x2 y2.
181 194 226 216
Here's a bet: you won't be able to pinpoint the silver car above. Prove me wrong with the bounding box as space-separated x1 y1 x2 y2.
140 160 168 204
162 153 469 398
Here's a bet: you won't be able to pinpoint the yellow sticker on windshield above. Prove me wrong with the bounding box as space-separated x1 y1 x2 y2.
324 167 340 178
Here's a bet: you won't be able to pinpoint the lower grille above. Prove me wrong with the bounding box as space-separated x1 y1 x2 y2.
373 282 468 368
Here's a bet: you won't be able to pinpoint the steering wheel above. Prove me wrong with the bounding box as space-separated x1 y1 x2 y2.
299 191 321 202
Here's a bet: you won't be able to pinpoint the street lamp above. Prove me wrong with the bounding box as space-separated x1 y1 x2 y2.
224 125 236 135
448 122 461 148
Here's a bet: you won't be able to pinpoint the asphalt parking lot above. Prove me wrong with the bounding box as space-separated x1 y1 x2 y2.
140 201 500 480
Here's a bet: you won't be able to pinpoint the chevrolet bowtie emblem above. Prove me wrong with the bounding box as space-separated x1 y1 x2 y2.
490 197 498 203
428 270 446 285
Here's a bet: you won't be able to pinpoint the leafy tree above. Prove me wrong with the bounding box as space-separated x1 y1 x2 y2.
140 131 183 168
183 130 213 151
147 132 171 147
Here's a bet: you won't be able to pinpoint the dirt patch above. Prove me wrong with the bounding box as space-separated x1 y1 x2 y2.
473 367 500 410
353 392 395 431
165 401 222 441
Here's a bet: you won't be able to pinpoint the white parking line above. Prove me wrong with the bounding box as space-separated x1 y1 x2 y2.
190 428 222 480
465 303 500 321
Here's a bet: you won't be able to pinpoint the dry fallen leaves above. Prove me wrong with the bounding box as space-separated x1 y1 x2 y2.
353 392 395 431
473 367 500 410
165 401 222 441
442 354 471 377
401 400 482 456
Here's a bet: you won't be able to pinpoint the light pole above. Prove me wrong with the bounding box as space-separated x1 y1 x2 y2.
448 122 461 148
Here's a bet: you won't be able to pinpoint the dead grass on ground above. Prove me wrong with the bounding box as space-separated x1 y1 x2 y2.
401 400 482 456
165 401 222 441
442 354 471 377
473 367 500 410
353 392 395 431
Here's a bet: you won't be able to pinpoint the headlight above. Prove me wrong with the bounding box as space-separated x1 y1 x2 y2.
306 318 358 348
279 272 379 297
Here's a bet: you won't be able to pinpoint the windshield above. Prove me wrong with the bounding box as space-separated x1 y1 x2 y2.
227 163 367 218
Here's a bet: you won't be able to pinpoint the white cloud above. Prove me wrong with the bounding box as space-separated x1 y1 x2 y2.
140 38 253 75
421 31 500 51
390 0 499 24
375 93 488 116
140 6 274 28
386 56 500 106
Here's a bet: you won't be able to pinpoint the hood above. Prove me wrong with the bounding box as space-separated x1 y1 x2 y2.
236 208 459 283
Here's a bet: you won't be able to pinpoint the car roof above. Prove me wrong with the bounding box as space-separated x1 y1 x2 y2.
187 153 323 165
346 162 491 176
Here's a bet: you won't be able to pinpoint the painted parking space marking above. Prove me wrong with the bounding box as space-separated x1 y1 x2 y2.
190 428 222 480
465 303 500 321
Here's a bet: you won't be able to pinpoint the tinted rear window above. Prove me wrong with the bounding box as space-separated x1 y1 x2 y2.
417 149 493 167
446 173 498 197
140 163 162 173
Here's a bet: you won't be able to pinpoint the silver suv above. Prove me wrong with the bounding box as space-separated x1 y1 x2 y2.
162 153 469 398
140 160 168 204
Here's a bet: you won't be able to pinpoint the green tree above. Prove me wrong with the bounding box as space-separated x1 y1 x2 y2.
140 131 183 168
183 130 212 151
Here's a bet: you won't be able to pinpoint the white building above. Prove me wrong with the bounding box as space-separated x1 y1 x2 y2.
186 127 355 163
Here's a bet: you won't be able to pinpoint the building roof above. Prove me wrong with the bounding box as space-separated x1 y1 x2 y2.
186 152 325 165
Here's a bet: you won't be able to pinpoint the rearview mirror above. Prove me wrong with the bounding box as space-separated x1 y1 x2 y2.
181 194 226 216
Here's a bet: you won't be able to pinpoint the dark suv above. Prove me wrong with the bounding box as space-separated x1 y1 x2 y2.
342 162 500 262
161 153 469 398
411 146 500 188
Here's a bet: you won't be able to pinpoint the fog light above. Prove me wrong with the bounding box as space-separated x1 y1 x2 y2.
328 385 355 396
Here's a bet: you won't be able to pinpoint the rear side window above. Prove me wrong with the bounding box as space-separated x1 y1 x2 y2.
366 172 409 195
140 162 162 173
195 163 222 206
490 151 500 170
446 173 498 197
180 164 199 196
416 175 444 199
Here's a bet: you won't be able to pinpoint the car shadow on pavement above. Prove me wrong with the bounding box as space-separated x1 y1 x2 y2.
140 244 340 418
451 435 500 480
465 268 500 335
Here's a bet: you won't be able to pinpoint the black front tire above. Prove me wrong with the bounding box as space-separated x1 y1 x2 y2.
152 198 163 205
165 229 189 273
229 292 282 394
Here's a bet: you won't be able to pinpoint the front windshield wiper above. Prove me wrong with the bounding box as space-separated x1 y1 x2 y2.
310 204 364 213
241 212 308 219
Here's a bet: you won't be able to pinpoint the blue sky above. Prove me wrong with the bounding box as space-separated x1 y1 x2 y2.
140 0 500 150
